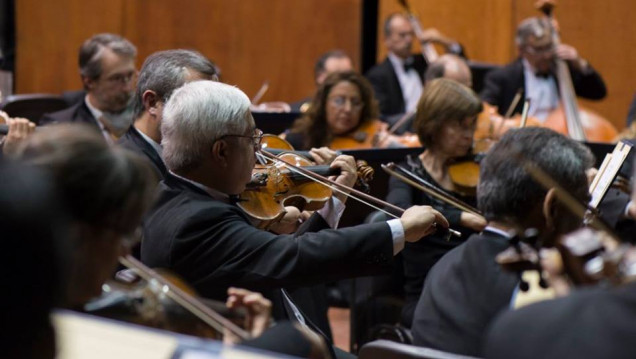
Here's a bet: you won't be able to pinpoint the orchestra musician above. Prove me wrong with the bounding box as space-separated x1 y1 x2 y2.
366 13 466 118
141 79 448 358
386 78 486 327
118 49 218 180
283 70 387 150
411 127 593 356
40 34 138 142
484 173 636 359
480 16 606 121
290 50 354 113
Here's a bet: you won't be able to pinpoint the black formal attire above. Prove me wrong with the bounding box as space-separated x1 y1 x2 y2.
485 281 636 359
365 55 427 117
480 58 607 117
386 155 477 328
411 230 518 356
39 100 100 129
117 126 168 180
141 173 396 353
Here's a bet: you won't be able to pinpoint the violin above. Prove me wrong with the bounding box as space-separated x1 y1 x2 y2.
474 101 542 152
238 135 375 229
536 0 618 143
86 255 250 341
329 119 421 150
257 149 462 239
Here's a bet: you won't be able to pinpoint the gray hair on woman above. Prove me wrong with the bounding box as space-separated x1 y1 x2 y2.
161 80 252 173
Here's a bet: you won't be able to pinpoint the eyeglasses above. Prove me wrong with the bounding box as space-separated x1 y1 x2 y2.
328 96 364 111
524 44 554 55
103 71 138 85
218 128 264 150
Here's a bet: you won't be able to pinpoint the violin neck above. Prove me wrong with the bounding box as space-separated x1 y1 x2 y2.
287 165 338 182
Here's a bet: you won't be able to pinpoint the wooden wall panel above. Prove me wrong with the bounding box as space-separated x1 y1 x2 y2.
16 0 361 105
378 0 636 131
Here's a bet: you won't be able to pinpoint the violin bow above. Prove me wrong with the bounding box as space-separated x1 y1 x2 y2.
381 162 483 219
119 255 251 341
257 149 462 238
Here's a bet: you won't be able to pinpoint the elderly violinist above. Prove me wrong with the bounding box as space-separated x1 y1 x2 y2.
410 127 593 356
141 80 448 358
480 17 606 120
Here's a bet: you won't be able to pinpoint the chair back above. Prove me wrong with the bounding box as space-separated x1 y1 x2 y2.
1 94 68 124
359 340 482 359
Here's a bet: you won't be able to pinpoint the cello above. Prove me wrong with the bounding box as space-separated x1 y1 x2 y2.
536 0 618 143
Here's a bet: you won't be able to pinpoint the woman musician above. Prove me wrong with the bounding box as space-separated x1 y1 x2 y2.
386 78 487 327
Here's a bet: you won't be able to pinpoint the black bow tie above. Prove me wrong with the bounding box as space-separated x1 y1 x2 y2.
403 58 416 72
535 72 551 79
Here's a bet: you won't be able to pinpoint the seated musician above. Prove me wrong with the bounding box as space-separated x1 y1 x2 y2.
290 50 354 113
484 159 636 359
11 124 327 358
480 17 606 120
386 78 487 327
411 127 593 356
40 34 138 141
283 71 382 150
141 79 448 358
119 49 218 179
366 13 466 118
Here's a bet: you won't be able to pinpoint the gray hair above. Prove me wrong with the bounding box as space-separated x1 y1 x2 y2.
515 17 550 47
133 49 218 119
161 81 252 173
79 33 137 81
478 127 594 225
383 13 407 37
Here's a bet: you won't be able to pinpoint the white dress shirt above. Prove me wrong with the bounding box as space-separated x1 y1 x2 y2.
522 59 559 122
388 52 423 113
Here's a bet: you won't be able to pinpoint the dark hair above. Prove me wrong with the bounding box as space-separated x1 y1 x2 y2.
133 49 218 119
414 78 482 148
15 124 157 235
314 50 350 80
290 71 379 149
478 127 594 224
79 33 136 82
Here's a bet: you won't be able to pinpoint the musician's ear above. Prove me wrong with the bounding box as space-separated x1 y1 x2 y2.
211 139 229 167
543 188 558 231
142 90 161 117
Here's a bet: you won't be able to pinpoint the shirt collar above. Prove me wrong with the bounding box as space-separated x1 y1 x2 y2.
84 95 105 131
134 126 163 157
483 225 515 239
388 52 406 73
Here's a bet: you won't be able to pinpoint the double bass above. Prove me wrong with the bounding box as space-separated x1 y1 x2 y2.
536 0 618 143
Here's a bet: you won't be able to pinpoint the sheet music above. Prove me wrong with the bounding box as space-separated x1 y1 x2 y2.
589 141 632 209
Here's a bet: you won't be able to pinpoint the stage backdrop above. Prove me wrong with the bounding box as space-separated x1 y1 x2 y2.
15 0 635 130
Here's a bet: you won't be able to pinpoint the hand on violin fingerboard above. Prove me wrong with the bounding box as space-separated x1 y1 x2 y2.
328 155 358 203
400 205 449 242
2 117 36 156
225 287 272 344
308 147 338 165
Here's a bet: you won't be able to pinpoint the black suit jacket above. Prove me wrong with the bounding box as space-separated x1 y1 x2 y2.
480 58 607 116
485 282 636 359
365 55 427 117
141 173 394 319
117 126 168 180
411 231 518 357
39 100 100 129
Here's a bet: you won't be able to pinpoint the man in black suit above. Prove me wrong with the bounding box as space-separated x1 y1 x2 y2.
366 13 464 118
141 80 447 358
481 17 606 119
118 49 218 179
40 33 137 142
411 127 594 356
484 276 636 359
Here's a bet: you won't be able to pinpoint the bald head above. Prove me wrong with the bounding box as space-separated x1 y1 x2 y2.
425 54 472 88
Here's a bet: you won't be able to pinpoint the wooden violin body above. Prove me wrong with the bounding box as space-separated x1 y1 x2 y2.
330 120 421 150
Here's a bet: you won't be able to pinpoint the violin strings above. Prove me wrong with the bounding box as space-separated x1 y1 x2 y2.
256 152 400 219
